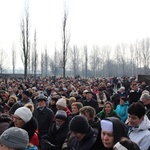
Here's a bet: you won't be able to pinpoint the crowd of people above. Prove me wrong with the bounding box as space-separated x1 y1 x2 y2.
0 76 150 150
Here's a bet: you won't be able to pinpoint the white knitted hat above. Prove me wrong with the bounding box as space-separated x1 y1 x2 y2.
14 107 32 123
56 98 66 108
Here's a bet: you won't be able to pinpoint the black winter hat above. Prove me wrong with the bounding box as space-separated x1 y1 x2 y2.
23 90 30 97
69 115 90 134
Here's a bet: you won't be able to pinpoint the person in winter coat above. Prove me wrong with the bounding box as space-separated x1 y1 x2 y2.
67 115 99 150
79 106 106 150
126 102 150 150
116 96 129 122
101 117 128 150
43 110 70 150
140 93 150 120
33 93 54 137
97 101 120 120
71 102 83 118
82 91 99 113
9 106 39 148
96 88 107 111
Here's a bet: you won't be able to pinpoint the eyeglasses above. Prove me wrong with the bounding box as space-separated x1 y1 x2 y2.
12 116 23 121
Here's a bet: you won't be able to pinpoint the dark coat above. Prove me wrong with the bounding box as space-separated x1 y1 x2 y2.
47 119 69 150
82 98 99 113
69 127 98 150
89 117 106 150
129 90 142 105
33 106 54 137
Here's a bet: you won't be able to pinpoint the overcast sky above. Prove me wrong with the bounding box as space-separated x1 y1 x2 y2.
0 0 150 69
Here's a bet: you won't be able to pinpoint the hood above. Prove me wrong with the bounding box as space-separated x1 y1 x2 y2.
105 117 128 144
120 101 129 106
135 115 150 131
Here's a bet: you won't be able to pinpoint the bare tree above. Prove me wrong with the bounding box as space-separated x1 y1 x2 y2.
20 1 30 79
44 47 48 76
141 38 150 74
84 45 88 78
89 45 99 77
32 29 38 78
0 49 7 74
41 52 44 77
69 45 80 77
49 47 59 76
12 44 16 74
62 5 70 78
101 46 107 77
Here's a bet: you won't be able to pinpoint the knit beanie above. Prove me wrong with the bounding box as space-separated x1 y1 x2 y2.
14 107 32 123
0 127 29 150
56 98 66 108
69 115 90 134
55 110 67 120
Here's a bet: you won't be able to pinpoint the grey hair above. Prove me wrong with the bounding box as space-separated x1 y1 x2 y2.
140 93 150 101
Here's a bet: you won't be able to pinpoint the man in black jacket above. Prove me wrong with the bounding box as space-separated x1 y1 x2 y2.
82 91 99 113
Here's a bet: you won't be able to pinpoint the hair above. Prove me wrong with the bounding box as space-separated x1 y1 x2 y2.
24 103 34 113
103 101 113 111
0 113 11 123
8 95 18 102
140 93 150 102
128 102 145 118
71 102 83 110
79 106 96 118
119 137 140 150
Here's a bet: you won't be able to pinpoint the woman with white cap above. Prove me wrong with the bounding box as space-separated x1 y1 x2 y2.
101 117 128 150
9 106 39 148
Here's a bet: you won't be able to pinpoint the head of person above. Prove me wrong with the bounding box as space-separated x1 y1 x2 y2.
0 127 29 150
82 90 88 97
85 91 93 100
101 117 128 149
0 113 12 135
55 110 67 128
128 102 145 127
113 137 140 150
69 115 90 141
22 90 30 99
120 96 127 105
68 97 76 105
103 101 114 114
12 107 32 128
50 97 58 106
140 93 150 106
119 87 125 92
79 106 96 121
56 98 67 110
71 102 83 115
131 84 138 91
36 92 47 108
7 95 18 107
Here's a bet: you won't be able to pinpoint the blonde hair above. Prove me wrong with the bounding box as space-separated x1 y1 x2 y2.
8 95 18 102
24 103 34 113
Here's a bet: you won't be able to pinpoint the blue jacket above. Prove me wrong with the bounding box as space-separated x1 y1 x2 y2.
116 101 129 122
